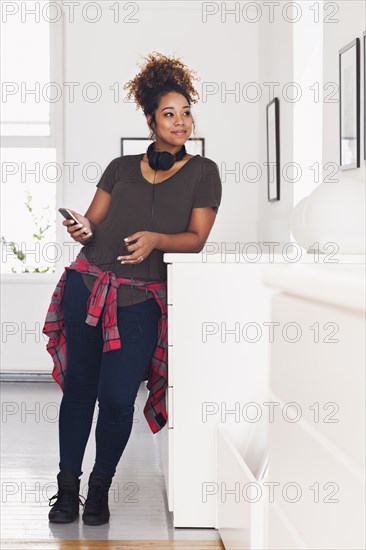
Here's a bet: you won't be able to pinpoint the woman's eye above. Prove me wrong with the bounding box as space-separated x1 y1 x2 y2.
164 112 191 117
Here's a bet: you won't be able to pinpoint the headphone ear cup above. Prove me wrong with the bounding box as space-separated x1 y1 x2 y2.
146 142 186 171
150 151 158 170
147 143 158 170
157 152 174 170
147 148 174 170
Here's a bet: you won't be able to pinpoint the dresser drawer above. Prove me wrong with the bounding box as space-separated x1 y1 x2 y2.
167 263 173 305
270 293 365 466
167 303 173 346
167 343 174 387
268 402 365 549
159 424 174 512
266 502 305 549
167 386 174 428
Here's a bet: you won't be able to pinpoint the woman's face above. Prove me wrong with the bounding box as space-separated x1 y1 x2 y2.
148 92 193 150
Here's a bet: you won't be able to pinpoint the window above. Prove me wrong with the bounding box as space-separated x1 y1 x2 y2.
1 1 62 274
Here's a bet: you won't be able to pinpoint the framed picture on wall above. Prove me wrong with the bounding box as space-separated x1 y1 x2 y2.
339 37 360 170
121 137 205 157
363 31 366 163
266 97 280 201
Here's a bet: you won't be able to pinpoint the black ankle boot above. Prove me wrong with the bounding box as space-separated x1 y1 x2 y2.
48 469 85 523
82 470 113 526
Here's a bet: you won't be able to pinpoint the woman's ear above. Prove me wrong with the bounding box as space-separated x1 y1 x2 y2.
147 115 156 139
146 114 153 129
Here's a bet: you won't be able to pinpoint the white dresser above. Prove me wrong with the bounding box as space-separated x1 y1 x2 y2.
158 250 276 528
157 249 364 531
261 260 365 550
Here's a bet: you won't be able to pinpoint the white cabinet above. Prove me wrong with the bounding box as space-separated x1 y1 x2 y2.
158 252 365 537
262 261 365 550
158 253 287 528
216 422 267 550
0 275 60 374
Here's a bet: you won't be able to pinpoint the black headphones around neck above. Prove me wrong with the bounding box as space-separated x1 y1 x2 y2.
146 141 186 171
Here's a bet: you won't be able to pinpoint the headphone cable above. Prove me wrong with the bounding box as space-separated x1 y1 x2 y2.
130 165 156 302
93 160 157 303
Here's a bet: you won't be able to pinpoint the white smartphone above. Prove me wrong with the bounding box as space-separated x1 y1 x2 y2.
58 208 88 235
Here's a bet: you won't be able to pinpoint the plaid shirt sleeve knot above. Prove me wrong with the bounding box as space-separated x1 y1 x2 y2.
42 249 168 434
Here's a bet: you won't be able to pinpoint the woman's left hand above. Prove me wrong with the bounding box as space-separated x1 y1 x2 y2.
117 231 160 264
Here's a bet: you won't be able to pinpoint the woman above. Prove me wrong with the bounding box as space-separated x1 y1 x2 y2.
43 51 222 526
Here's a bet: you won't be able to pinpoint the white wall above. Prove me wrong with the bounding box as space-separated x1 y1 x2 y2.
3 1 365 374
2 1 263 374
293 5 324 207
256 0 366 245
256 3 294 243
323 0 366 183
63 1 261 245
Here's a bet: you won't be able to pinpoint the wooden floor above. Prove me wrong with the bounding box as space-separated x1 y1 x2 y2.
2 541 224 549
1 382 224 549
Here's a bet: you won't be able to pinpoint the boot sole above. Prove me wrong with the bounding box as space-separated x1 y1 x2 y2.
82 516 110 526
48 513 79 523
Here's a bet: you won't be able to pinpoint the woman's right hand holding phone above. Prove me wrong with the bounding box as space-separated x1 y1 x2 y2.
63 210 94 243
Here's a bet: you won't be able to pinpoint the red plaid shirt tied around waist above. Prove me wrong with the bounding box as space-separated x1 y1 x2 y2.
42 248 168 434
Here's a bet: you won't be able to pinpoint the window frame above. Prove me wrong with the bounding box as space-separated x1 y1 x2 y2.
1 8 64 282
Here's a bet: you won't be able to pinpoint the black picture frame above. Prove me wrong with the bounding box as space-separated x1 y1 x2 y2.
266 97 280 201
339 37 360 170
120 137 205 157
363 31 366 163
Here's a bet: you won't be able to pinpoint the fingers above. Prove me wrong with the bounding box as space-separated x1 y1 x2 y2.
75 227 90 238
120 259 143 264
65 220 82 233
118 250 145 264
74 229 92 242
117 240 141 262
63 219 90 241
124 243 139 253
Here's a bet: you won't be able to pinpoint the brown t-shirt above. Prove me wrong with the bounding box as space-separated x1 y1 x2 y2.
81 152 222 306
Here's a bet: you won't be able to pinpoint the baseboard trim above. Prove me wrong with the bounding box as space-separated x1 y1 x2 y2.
0 372 53 383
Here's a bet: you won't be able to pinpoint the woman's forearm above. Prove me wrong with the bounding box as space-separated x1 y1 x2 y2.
155 231 203 253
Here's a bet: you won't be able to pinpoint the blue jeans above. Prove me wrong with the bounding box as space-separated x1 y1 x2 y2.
59 269 161 478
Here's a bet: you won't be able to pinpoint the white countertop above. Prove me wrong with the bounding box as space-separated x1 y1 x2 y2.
261 262 365 312
163 244 366 265
163 246 365 312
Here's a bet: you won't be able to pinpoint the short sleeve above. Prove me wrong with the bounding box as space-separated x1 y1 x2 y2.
192 159 222 213
96 157 119 194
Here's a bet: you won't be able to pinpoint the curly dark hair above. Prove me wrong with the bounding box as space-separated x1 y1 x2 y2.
123 51 200 139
